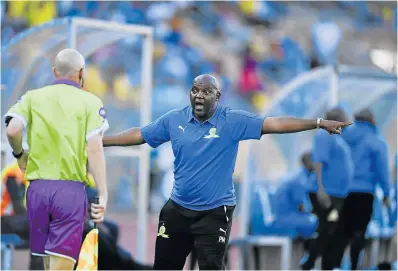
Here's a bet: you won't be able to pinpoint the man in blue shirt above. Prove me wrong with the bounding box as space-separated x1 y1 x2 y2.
302 108 354 270
103 74 351 270
338 108 391 270
272 152 317 239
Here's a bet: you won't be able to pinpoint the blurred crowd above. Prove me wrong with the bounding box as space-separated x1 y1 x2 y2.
2 1 397 117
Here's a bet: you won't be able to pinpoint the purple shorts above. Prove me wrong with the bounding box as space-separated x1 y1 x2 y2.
26 180 87 263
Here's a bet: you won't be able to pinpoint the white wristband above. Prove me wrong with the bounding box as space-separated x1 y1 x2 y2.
317 118 323 129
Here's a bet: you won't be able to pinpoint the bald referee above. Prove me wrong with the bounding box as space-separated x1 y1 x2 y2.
4 49 108 270
103 74 351 270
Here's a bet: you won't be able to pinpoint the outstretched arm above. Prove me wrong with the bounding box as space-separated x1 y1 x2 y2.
103 127 146 147
261 117 352 135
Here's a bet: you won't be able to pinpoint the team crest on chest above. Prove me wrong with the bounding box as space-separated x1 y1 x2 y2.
204 128 220 139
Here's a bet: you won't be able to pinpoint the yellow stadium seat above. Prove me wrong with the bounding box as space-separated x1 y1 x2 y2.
26 1 56 27
113 74 131 102
251 92 270 112
7 1 28 19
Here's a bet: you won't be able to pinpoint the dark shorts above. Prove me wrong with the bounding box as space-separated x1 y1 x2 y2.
26 180 87 263
154 199 235 270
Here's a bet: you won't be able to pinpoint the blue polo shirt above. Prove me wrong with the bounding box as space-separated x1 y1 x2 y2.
141 104 264 210
311 130 353 197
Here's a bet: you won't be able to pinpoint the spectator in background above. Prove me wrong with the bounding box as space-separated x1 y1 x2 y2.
262 37 309 84
1 159 43 270
302 108 353 270
253 152 317 270
163 16 183 46
272 152 318 239
238 46 264 98
335 108 391 270
1 160 27 216
280 38 309 77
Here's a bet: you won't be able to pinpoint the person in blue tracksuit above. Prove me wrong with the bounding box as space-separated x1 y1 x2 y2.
251 152 317 270
302 108 354 270
272 152 318 239
338 108 391 270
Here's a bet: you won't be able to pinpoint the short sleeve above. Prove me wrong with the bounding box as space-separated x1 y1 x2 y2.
4 93 31 128
141 110 173 148
311 131 330 164
226 109 264 142
86 96 109 140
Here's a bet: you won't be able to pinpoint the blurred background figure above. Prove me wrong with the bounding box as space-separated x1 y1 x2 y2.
337 108 391 270
271 152 318 241
303 108 353 270
1 157 43 270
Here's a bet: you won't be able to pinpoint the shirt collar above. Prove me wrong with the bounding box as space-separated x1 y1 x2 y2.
53 79 81 89
188 104 219 125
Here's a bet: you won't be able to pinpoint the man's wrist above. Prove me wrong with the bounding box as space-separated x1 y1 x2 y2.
12 149 24 159
98 192 108 201
316 118 323 129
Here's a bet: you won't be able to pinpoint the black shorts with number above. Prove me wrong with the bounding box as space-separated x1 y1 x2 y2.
154 199 235 270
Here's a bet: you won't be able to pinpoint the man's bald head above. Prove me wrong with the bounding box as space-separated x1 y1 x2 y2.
193 74 220 91
53 48 85 78
190 74 221 121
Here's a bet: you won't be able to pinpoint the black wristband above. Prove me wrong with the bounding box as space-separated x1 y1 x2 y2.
12 149 24 159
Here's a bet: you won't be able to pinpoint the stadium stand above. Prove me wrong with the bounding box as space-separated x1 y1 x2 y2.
1 1 396 270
